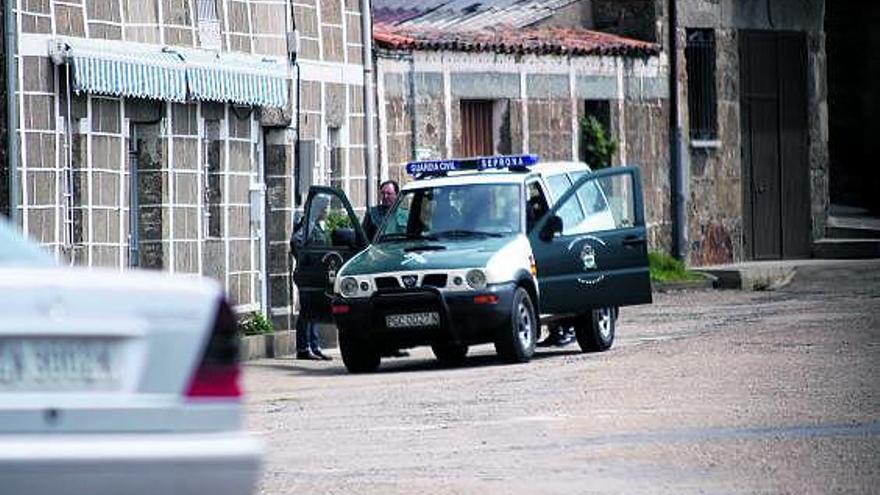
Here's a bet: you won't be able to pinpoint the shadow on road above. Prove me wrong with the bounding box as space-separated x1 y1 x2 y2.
248 347 585 377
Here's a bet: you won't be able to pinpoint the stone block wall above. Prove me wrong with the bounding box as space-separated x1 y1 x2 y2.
668 0 828 265
0 3 7 219
377 52 670 256
23 0 359 61
12 0 371 327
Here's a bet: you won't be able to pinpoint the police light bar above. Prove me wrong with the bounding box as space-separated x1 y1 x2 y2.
406 154 539 177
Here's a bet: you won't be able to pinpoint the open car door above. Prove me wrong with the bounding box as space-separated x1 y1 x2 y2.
292 186 368 323
529 166 652 315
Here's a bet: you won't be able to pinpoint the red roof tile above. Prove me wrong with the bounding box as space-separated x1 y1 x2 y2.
373 23 659 57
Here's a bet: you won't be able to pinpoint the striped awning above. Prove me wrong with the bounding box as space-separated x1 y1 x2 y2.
57 38 288 108
65 40 188 102
182 50 288 108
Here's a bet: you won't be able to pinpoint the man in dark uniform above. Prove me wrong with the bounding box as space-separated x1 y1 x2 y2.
362 180 399 241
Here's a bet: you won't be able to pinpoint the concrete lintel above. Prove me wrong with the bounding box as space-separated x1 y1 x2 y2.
527 74 569 99
451 72 520 99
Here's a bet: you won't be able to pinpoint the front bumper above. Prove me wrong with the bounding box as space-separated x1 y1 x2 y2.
332 282 517 348
0 431 263 495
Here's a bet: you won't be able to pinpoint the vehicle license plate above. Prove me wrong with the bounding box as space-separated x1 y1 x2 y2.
0 338 118 391
385 312 440 329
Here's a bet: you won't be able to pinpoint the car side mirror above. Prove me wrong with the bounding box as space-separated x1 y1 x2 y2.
540 215 563 241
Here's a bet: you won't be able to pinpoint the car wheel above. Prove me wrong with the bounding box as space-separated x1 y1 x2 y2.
494 287 537 363
431 342 468 365
575 306 616 352
339 332 380 373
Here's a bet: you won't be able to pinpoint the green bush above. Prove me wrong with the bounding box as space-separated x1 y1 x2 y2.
325 209 353 233
580 115 618 169
239 312 275 336
648 251 704 283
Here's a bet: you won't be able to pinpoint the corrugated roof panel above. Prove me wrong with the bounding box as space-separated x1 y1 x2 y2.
373 0 581 29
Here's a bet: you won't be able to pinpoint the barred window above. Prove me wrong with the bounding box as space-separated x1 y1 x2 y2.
685 29 717 141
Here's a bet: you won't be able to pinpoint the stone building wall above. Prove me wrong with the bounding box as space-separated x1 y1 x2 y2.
12 0 370 327
0 3 7 219
376 51 672 251
671 0 827 265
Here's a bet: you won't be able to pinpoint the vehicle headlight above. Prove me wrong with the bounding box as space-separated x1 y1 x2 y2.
340 277 359 298
465 269 487 290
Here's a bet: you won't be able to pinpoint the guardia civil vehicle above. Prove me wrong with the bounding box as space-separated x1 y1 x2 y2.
291 154 652 373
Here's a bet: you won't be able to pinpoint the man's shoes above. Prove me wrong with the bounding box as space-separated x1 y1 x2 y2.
537 335 560 347
556 329 575 347
312 349 333 361
296 350 321 360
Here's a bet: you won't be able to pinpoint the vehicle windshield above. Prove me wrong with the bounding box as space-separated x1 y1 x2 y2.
0 219 56 267
377 183 522 242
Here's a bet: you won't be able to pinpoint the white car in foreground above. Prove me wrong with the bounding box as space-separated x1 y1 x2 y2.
0 221 263 495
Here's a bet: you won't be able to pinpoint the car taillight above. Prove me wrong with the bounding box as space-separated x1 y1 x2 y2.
185 298 242 400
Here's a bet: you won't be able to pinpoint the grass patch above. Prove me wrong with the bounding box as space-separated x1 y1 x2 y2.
649 251 705 283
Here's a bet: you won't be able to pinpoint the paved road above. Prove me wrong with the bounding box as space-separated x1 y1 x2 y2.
244 261 880 494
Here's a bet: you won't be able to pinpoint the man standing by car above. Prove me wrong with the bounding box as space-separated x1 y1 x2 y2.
362 180 399 241
291 196 332 361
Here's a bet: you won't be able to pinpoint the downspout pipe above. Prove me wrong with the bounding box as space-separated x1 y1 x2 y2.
5 0 18 225
668 0 687 261
362 0 377 208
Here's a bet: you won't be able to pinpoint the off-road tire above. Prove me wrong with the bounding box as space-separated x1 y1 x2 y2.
431 342 468 365
494 287 537 363
339 332 380 373
575 306 617 352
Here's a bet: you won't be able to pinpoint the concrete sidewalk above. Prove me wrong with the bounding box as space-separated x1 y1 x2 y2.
694 258 880 290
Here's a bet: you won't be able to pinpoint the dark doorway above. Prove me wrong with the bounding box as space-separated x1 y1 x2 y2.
739 30 811 260
460 100 494 157
826 4 880 214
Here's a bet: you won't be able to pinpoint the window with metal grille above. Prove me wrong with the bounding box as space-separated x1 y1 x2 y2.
204 119 222 238
328 127 342 190
460 100 494 157
685 29 718 141
197 0 221 50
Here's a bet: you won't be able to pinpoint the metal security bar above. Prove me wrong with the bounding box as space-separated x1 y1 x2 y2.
685 29 718 141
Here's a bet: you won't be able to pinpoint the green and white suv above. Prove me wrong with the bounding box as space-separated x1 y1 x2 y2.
291 155 652 373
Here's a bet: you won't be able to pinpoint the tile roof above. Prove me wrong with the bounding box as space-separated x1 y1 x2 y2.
373 23 660 57
372 0 659 57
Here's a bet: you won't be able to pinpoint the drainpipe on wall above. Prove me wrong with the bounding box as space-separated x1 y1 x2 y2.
668 0 688 261
361 0 377 208
5 0 18 225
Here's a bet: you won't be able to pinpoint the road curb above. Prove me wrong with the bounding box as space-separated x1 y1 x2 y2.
651 275 717 292
240 330 295 361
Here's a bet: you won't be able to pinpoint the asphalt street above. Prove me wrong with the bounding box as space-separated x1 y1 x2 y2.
244 260 880 494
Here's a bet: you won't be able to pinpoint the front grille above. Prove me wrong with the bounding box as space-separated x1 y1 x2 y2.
375 276 400 290
421 274 448 288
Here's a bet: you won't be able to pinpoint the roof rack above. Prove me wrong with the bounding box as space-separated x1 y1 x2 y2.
406 154 539 179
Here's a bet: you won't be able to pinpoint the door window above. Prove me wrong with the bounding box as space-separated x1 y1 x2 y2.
526 181 550 232
567 171 637 232
545 174 586 235
298 192 358 248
